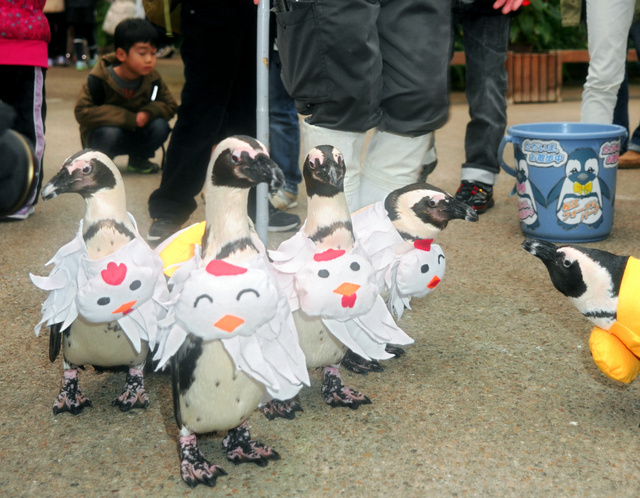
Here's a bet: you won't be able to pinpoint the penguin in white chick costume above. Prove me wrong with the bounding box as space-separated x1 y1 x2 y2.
30 150 168 415
268 145 413 415
343 183 478 373
153 136 309 488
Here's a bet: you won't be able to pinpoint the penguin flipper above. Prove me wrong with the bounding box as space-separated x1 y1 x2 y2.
49 323 63 363
600 180 611 200
546 180 564 206
531 183 547 208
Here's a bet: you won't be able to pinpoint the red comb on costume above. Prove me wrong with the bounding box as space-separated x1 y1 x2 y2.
206 259 247 276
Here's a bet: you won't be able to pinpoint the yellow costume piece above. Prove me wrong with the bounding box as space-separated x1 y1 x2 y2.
158 222 206 277
588 257 640 383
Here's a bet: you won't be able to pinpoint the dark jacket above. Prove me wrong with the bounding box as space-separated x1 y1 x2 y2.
74 53 178 145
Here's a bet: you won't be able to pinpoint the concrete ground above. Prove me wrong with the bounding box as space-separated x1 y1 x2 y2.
1 56 640 497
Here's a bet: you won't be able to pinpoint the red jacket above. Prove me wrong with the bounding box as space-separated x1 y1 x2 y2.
0 0 51 68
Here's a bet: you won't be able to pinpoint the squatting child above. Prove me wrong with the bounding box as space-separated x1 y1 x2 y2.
74 18 178 174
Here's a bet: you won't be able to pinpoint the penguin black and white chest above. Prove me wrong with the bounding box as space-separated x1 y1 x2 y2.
153 136 308 487
30 150 168 414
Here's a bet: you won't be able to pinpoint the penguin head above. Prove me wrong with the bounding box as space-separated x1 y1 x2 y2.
41 149 120 200
385 183 478 240
565 148 599 184
522 238 627 327
208 135 284 189
302 145 346 197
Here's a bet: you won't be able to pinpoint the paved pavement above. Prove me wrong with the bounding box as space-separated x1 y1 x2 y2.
1 56 640 496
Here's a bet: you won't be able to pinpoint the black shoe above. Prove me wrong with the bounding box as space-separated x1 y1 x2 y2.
147 218 183 247
268 202 300 232
454 180 495 214
128 157 160 174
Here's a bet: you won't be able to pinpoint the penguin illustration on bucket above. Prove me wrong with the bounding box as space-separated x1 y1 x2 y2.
546 148 611 230
499 122 625 243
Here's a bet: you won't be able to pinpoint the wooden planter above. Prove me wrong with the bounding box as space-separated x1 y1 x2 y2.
507 50 562 104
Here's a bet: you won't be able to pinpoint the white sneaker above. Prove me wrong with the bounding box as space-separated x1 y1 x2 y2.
4 205 35 220
269 189 298 210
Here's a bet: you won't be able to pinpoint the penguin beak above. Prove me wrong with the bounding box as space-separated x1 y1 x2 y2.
244 154 285 188
41 168 74 200
444 198 478 222
522 238 558 263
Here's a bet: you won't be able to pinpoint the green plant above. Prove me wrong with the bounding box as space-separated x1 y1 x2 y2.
509 0 587 51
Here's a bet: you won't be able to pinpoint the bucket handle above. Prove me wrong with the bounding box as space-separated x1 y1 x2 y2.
499 134 516 177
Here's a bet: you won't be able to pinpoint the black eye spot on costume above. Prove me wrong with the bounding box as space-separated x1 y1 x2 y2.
318 269 329 278
350 262 360 271
130 280 141 291
98 297 110 306
421 264 429 273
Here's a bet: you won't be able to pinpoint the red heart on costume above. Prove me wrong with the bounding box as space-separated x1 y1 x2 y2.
341 294 357 308
101 262 127 286
414 239 433 252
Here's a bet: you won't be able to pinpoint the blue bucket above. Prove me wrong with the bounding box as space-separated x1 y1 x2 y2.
499 122 626 243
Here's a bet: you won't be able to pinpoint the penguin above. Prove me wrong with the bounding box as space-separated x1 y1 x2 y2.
268 145 413 414
30 150 168 415
511 149 546 231
546 148 611 230
342 182 477 373
522 238 625 330
153 136 309 488
521 238 640 384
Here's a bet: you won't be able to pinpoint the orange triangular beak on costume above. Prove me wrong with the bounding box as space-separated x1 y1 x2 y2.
214 314 245 333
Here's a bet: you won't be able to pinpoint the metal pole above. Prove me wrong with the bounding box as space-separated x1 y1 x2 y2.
255 0 270 244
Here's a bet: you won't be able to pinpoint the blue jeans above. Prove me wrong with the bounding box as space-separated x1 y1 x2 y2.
613 21 640 152
269 50 301 195
452 10 510 184
87 117 171 160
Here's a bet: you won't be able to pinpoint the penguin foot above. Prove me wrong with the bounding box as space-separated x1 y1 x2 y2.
385 344 405 357
321 366 372 409
262 398 303 420
112 368 149 412
179 434 227 488
341 349 384 375
53 370 92 415
223 422 281 466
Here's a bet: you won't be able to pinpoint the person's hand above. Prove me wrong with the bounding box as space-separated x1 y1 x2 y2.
136 111 151 128
493 0 524 14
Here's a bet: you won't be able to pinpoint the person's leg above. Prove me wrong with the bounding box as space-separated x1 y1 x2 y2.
87 126 126 158
582 0 635 124
0 65 46 216
358 0 450 209
275 0 381 210
148 0 257 229
459 12 510 186
612 71 629 153
269 50 301 203
130 118 171 158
